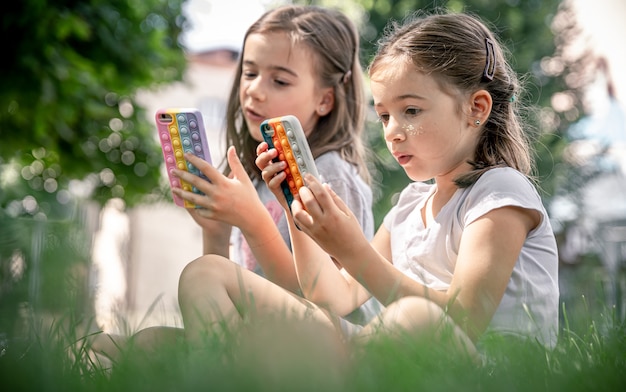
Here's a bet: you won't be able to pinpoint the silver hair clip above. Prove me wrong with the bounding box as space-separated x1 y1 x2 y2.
483 38 495 81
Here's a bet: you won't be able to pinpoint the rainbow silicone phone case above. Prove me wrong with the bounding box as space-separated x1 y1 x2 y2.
155 108 211 208
261 115 319 208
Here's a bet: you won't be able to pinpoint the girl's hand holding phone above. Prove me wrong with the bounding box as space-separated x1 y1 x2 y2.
288 174 368 261
256 141 292 211
173 146 263 230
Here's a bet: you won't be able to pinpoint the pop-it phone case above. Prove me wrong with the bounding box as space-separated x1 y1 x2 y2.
155 108 211 208
261 115 319 209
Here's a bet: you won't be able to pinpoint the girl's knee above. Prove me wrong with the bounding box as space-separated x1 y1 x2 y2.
179 255 230 287
385 296 477 357
372 296 448 336
178 255 232 304
133 326 183 352
393 296 445 321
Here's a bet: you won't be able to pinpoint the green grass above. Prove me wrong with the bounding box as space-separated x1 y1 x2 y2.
1 218 624 392
1 298 624 392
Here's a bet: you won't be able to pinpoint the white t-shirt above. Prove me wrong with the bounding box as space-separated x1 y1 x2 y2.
383 167 559 347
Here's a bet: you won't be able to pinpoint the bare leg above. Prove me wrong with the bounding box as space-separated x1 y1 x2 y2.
358 296 477 359
88 326 183 362
88 332 128 362
178 254 338 343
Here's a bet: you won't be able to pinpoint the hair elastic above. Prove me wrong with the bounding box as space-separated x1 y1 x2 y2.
342 70 352 84
483 38 495 81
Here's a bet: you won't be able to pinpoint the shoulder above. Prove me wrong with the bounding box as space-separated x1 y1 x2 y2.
315 151 366 189
314 151 354 176
470 167 539 200
460 167 545 225
314 151 373 205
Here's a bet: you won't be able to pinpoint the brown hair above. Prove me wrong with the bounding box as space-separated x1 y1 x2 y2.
224 5 369 183
369 11 532 187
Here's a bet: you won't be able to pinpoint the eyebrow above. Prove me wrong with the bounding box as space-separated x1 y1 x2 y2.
374 93 426 108
395 93 426 101
242 60 298 78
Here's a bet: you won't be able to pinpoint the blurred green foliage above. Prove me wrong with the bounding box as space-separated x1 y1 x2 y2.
0 0 593 330
0 0 188 331
1 0 588 225
306 0 588 226
0 0 187 217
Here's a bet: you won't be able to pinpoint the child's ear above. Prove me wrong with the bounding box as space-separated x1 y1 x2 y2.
316 87 335 116
469 89 492 125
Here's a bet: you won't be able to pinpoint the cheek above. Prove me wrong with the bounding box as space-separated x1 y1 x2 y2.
242 117 264 142
249 127 263 142
238 82 247 101
299 115 318 137
402 123 426 136
278 98 307 114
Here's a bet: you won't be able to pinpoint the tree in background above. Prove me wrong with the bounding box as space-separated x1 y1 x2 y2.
0 0 596 332
0 0 187 329
303 0 615 324
1 0 186 215
301 0 590 226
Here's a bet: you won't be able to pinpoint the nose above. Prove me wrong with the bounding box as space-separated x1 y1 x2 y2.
244 77 265 101
383 118 406 143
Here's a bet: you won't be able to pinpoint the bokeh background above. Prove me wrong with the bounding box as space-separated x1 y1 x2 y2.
1 0 625 338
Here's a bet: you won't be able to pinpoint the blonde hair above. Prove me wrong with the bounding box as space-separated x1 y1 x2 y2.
224 5 369 183
370 11 532 187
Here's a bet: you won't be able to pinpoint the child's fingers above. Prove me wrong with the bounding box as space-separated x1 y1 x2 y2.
255 141 269 158
260 159 287 184
172 168 203 189
297 185 324 216
300 174 334 211
172 187 207 209
323 183 352 217
300 174 351 218
256 147 287 189
226 146 248 181
254 143 274 171
183 153 219 180
290 199 316 233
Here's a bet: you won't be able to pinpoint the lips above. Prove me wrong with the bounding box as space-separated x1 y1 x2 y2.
393 152 412 165
244 107 265 123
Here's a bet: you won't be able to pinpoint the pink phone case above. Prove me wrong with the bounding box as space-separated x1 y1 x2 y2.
155 108 212 208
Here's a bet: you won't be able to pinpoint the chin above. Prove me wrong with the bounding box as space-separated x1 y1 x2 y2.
407 172 431 183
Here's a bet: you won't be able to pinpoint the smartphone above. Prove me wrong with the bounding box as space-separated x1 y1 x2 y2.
260 115 319 209
155 108 212 208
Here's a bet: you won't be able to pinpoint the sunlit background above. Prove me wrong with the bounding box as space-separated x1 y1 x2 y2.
90 0 626 333
1 0 625 336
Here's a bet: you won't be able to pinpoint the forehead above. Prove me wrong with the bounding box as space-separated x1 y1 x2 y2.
371 60 430 100
243 31 315 68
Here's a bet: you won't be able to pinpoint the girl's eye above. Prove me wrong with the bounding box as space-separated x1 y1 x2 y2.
376 114 389 124
273 78 289 87
242 71 257 79
405 107 421 116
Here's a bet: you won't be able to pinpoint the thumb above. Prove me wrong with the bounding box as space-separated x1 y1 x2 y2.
226 145 247 180
324 183 352 217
